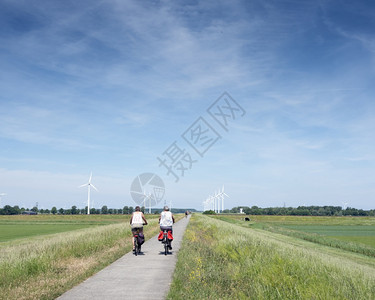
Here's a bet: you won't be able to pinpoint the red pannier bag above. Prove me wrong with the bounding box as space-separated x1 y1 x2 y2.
158 231 163 241
167 231 173 241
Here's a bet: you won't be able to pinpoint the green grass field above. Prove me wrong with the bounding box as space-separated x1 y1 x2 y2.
2 214 374 299
0 214 129 243
0 224 96 242
280 224 375 248
213 215 375 252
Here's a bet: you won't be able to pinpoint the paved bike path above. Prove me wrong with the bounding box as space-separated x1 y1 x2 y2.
57 215 190 300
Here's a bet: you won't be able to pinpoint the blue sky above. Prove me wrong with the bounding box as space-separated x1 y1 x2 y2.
0 0 374 210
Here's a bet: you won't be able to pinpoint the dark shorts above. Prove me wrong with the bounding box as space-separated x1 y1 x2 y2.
160 226 172 233
131 226 143 234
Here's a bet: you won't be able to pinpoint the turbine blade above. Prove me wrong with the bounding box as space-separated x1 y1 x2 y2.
91 184 98 191
89 172 93 183
79 183 88 188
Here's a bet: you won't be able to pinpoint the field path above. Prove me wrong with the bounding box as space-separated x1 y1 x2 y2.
57 215 190 300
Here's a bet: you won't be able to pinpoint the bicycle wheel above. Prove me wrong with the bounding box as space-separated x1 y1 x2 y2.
164 235 168 255
134 236 139 256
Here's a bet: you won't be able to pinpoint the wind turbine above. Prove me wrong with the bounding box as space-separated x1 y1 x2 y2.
215 189 222 213
0 193 6 208
213 190 217 213
145 191 153 214
79 173 98 215
215 190 219 213
141 189 151 213
220 185 229 213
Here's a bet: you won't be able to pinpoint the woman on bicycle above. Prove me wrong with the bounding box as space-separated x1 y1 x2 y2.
159 206 175 249
130 206 147 252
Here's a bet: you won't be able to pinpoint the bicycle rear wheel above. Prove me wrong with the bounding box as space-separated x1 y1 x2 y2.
134 236 139 256
164 239 168 255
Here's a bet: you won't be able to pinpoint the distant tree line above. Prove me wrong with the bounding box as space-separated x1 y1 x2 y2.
0 205 138 215
225 206 375 216
0 205 197 215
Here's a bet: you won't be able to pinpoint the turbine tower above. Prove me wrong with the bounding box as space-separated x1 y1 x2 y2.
220 185 229 213
148 192 152 214
141 189 151 213
79 173 98 215
214 190 219 213
215 190 222 213
144 191 153 214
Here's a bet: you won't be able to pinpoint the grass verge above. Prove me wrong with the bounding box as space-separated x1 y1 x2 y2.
168 214 375 299
0 215 166 300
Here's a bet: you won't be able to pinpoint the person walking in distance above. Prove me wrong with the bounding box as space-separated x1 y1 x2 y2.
130 206 147 252
159 206 175 250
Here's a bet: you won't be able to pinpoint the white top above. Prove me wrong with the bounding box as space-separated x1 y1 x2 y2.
131 211 143 225
160 211 173 226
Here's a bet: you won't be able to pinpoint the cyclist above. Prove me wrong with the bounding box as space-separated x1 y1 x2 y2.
159 206 175 250
130 206 147 252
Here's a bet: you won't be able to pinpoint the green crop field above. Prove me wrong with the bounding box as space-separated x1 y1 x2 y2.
0 224 94 242
0 214 130 243
280 225 375 248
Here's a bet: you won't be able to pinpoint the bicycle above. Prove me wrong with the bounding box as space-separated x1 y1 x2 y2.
132 224 146 256
161 229 172 256
133 229 141 256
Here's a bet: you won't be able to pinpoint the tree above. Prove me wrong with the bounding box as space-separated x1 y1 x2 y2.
58 208 64 215
129 206 134 214
101 205 108 214
71 206 78 215
123 206 129 214
13 206 21 214
2 205 20 215
31 206 38 213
